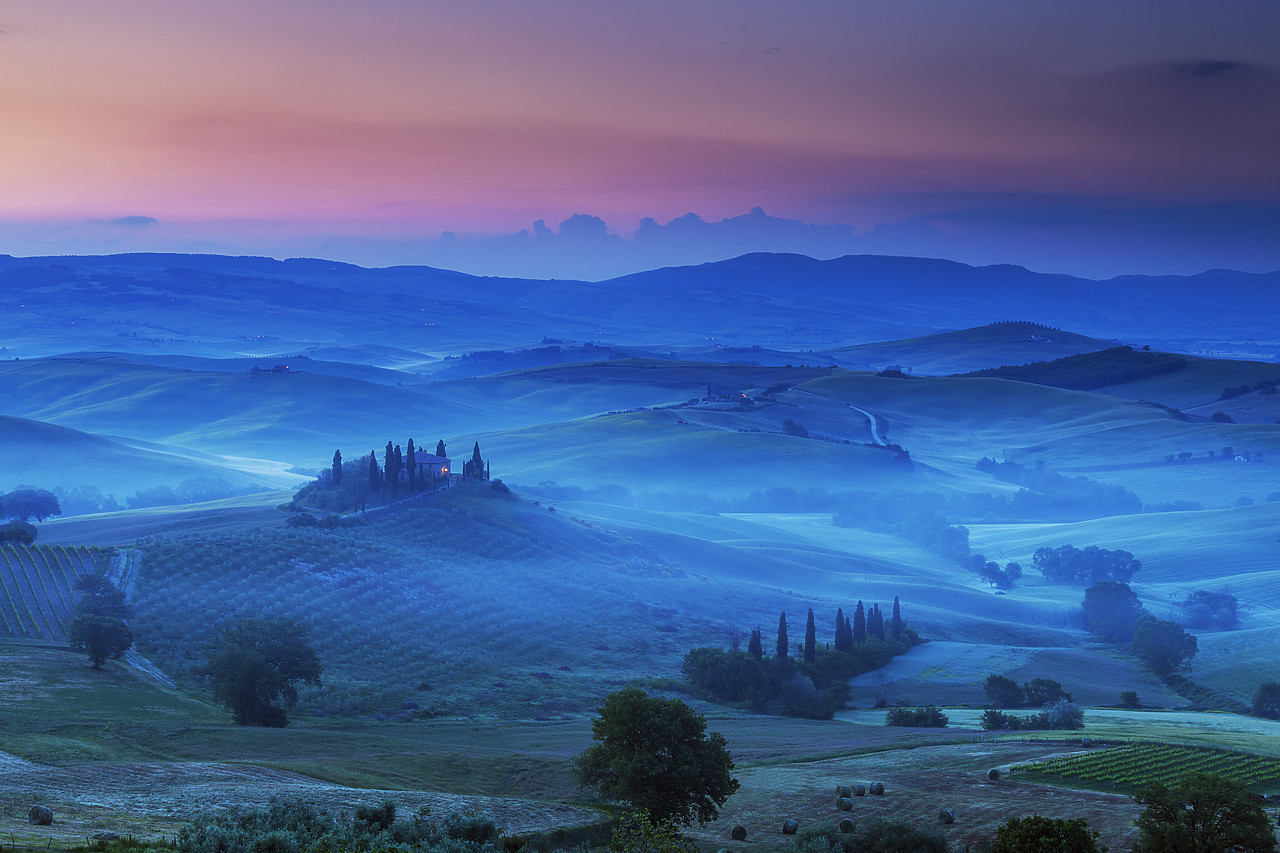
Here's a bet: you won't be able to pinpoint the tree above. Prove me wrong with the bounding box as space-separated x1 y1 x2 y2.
383 442 394 498
746 627 763 662
869 603 885 640
853 600 865 643
1042 698 1085 730
1023 677 1071 706
1082 581 1145 642
67 614 133 669
203 617 322 727
367 451 380 495
331 449 342 486
1133 772 1276 853
1 488 61 522
436 439 446 458
803 609 816 663
0 519 36 544
776 612 788 660
1131 615 1197 677
573 687 739 825
891 595 903 639
992 815 1106 853
67 572 132 668
833 607 848 653
984 674 1025 708
1253 682 1280 719
406 439 417 491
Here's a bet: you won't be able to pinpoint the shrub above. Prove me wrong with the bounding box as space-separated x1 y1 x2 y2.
992 814 1105 852
845 817 946 853
1042 699 1085 730
793 821 853 853
1253 682 1280 720
1119 690 1141 709
884 705 948 727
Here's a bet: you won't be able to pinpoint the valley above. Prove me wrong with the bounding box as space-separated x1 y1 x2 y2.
1 252 1278 851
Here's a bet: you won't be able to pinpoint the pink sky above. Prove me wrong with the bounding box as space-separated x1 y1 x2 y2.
2 0 1277 276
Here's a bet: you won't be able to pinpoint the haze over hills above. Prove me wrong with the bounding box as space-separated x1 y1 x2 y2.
2 248 1279 850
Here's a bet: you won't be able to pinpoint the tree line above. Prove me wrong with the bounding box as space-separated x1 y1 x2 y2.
682 598 918 719
291 439 488 514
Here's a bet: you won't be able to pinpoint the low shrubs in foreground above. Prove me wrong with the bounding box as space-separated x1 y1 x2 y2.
177 799 501 853
884 705 949 727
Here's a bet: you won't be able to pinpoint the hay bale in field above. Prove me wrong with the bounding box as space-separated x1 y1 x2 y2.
870 782 885 795
782 819 799 835
730 825 747 841
938 809 954 825
27 805 53 826
987 768 1000 781
836 784 852 798
836 797 854 811
853 784 866 796
838 818 855 833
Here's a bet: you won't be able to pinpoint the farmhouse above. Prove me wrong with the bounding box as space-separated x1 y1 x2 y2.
407 450 451 481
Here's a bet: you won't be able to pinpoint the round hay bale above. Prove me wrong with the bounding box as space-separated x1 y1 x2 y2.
27 805 53 826
836 784 853 798
870 782 885 796
838 818 855 834
853 784 866 796
938 809 954 825
782 819 799 835
730 825 747 841
987 768 1001 781
836 797 854 811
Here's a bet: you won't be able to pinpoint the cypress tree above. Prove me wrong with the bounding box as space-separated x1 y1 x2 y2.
775 612 788 660
892 595 903 640
472 441 483 473
392 445 403 499
747 627 763 661
332 449 342 486
406 439 417 492
835 607 847 653
870 604 885 640
367 451 379 494
853 600 866 643
844 615 853 650
436 439 446 458
803 609 816 663
383 442 394 499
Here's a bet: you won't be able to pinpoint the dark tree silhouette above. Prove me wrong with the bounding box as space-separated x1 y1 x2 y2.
1131 615 1197 677
331 450 342 486
1 489 61 523
406 439 416 491
1253 682 1280 719
67 572 132 668
853 600 866 643
392 445 403 499
747 627 763 661
803 609 816 663
1082 581 1145 643
436 439 446 457
775 612 788 660
834 607 849 653
891 595 903 640
367 452 380 494
573 687 739 825
203 617 322 727
383 442 394 498
1133 772 1275 853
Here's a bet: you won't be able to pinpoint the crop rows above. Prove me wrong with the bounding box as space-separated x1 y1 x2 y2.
1010 742 1280 793
0 544 113 640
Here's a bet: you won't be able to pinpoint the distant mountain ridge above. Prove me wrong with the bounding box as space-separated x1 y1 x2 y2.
0 251 1275 359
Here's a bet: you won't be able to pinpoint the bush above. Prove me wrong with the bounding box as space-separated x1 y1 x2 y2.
884 705 948 727
845 817 946 853
983 674 1025 708
1042 699 1085 730
793 821 853 853
1253 682 1280 720
992 814 1105 852
1119 690 1141 709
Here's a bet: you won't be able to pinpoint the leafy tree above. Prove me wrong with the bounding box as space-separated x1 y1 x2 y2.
68 614 134 669
0 488 61 522
331 449 342 486
1131 615 1197 677
984 674 1025 707
746 627 763 662
1082 581 1145 643
1119 690 1142 709
1180 590 1238 630
1132 772 1276 853
776 612 788 660
992 815 1107 853
1034 544 1141 585
884 705 948 727
1253 682 1280 719
853 600 866 643
0 519 36 544
67 572 132 668
1042 698 1085 730
891 595 902 640
1023 677 1071 706
203 617 322 727
573 687 739 825
803 609 816 663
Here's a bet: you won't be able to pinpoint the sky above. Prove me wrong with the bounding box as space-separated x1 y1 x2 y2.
2 0 1278 279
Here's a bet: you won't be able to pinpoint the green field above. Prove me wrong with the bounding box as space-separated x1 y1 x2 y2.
1010 742 1280 794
